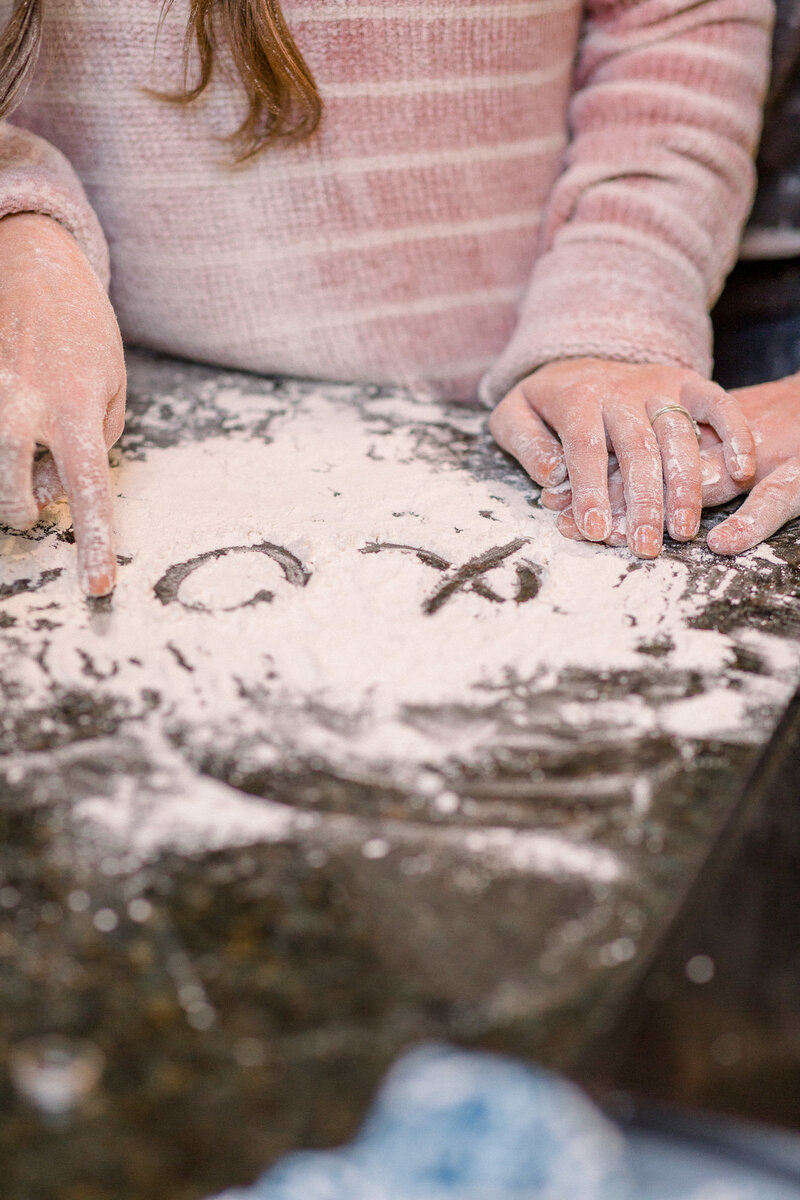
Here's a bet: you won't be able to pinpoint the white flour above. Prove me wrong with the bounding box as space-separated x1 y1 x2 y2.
2 370 800 869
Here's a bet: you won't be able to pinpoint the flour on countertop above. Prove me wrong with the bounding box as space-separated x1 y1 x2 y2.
2 358 800 870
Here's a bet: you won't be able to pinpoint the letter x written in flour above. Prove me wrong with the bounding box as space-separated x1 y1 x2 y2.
359 539 543 614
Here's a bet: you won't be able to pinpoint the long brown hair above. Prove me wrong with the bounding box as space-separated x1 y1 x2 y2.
0 0 322 160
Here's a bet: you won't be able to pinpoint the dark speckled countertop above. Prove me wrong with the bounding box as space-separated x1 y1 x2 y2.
2 353 800 1200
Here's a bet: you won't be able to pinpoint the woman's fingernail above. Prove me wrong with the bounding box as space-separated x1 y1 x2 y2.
545 460 568 487
633 525 660 558
708 526 738 554
712 516 752 549
556 510 582 541
582 508 611 540
732 453 755 479
673 508 698 540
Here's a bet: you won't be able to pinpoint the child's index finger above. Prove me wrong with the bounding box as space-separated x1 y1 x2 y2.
49 410 116 597
707 459 800 556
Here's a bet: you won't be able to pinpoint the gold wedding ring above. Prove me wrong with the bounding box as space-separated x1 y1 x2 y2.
650 403 701 442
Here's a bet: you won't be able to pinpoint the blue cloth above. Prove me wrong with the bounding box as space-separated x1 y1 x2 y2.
210 1043 800 1200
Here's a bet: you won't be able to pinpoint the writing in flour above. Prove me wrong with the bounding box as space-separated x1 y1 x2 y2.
2 358 800 863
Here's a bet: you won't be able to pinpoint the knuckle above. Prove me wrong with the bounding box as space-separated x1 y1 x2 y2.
557 387 594 421
75 467 110 497
573 488 609 514
508 430 541 461
664 463 699 490
630 500 662 523
626 463 662 497
640 427 661 455
773 462 800 488
581 429 606 453
669 479 702 507
757 480 791 509
618 424 659 459
564 426 605 463
709 393 739 417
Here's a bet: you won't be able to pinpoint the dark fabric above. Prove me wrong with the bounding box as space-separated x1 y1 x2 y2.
714 0 800 326
713 310 800 387
713 257 800 326
746 0 800 233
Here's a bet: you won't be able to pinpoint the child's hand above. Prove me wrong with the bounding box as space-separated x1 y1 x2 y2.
548 375 800 556
489 358 755 558
0 213 125 596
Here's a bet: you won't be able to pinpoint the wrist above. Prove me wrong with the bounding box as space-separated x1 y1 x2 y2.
0 212 88 275
0 211 79 248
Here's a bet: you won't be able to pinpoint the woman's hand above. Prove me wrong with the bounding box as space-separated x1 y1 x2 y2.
0 213 125 596
548 374 800 555
489 358 755 558
695 375 800 554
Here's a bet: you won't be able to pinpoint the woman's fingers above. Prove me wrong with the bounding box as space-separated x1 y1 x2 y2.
557 402 612 541
1 383 123 590
556 471 626 545
541 455 621 512
699 445 740 508
489 387 566 487
604 406 663 558
556 508 583 541
499 365 751 558
50 414 116 596
707 460 800 556
540 480 572 511
0 426 38 531
557 505 627 546
681 377 756 484
648 399 702 542
549 433 735 543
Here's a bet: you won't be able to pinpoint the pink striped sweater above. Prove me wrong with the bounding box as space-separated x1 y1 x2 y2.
0 0 774 402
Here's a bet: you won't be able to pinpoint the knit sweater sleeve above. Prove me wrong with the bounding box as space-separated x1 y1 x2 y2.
0 121 109 287
480 0 774 405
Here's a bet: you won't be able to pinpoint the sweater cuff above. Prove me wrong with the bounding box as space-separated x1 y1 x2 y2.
479 238 713 406
0 126 110 289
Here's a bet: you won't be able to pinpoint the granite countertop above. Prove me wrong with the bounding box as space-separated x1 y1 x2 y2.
2 352 800 1200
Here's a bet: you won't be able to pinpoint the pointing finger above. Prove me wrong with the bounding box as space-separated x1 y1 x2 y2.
50 413 116 596
707 460 800 556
